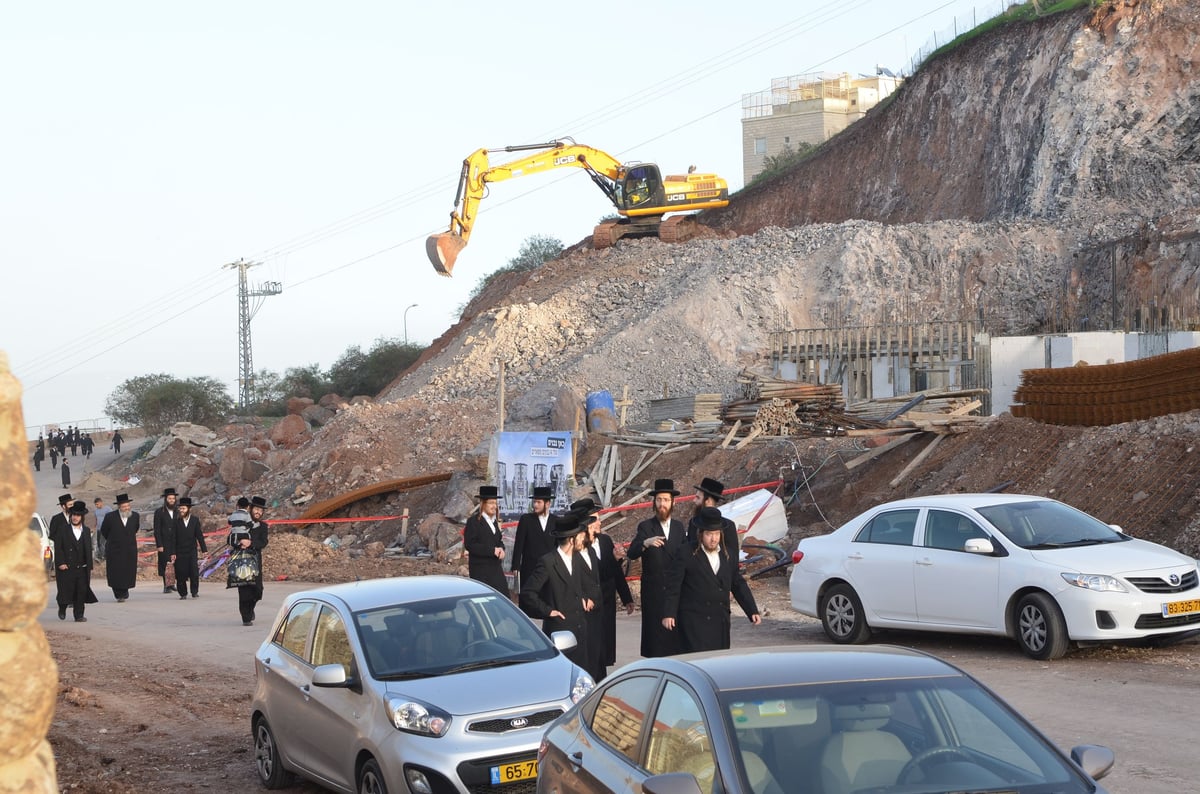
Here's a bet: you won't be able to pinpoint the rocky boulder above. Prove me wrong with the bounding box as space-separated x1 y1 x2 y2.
270 415 310 448
287 397 314 416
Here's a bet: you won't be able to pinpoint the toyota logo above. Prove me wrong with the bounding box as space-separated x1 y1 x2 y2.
1169 574 1181 586
510 717 529 729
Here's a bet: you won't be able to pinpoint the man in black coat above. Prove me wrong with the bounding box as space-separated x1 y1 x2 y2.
685 477 740 559
229 496 270 626
170 496 208 599
510 485 557 600
54 501 98 622
519 512 593 672
573 498 635 681
153 487 179 593
101 493 140 601
663 507 761 654
49 493 73 541
463 484 508 593
627 478 688 657
111 429 123 453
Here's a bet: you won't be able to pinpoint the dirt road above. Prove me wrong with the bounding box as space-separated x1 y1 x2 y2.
40 571 1198 793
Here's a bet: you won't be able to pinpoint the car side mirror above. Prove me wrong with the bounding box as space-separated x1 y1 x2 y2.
642 772 704 794
1070 744 1115 781
550 630 578 651
312 663 355 688
964 538 994 555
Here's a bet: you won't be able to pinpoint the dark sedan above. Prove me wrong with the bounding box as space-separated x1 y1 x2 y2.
537 645 1115 794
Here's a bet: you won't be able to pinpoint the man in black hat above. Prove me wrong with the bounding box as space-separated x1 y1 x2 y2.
686 477 740 559
153 487 179 593
572 498 634 681
230 496 270 625
101 493 140 601
463 485 508 593
111 429 123 453
54 501 99 622
170 496 208 599
520 512 594 671
628 478 688 657
511 485 557 600
663 507 761 654
49 493 73 542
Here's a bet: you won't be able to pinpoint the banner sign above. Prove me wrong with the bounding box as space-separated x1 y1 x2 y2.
490 431 575 519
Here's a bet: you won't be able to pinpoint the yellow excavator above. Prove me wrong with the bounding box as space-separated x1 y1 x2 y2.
426 138 729 276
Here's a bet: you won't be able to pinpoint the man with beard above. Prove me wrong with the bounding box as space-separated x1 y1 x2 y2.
49 493 73 541
685 477 740 559
663 507 762 653
519 512 594 671
54 501 99 622
572 498 634 681
170 497 208 599
101 493 140 602
229 496 271 626
153 488 179 593
463 484 508 593
627 478 687 657
510 485 556 601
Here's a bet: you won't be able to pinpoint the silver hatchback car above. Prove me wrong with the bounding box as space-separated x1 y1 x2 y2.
251 576 594 794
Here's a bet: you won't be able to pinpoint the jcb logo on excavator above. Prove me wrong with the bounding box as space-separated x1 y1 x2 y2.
553 155 577 165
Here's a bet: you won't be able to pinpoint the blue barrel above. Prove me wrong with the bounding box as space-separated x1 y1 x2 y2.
585 390 619 433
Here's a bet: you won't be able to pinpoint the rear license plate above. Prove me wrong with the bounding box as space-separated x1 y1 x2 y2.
1161 598 1200 617
490 760 537 785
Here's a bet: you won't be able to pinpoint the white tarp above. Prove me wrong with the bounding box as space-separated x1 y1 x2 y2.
720 488 788 552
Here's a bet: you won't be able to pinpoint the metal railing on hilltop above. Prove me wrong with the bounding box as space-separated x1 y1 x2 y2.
905 1 1020 75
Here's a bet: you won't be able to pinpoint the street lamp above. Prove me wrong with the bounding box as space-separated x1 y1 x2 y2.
403 303 418 345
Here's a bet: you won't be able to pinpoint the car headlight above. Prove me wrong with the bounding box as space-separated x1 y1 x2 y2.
571 671 595 704
386 696 451 737
1061 573 1128 592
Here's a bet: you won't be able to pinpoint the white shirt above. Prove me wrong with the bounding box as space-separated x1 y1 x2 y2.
704 547 721 575
660 520 672 542
539 514 549 532
580 547 593 570
72 525 84 542
483 514 498 535
556 546 573 576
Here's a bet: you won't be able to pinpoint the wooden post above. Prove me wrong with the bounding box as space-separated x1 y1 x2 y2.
614 385 633 428
400 507 410 543
497 359 505 432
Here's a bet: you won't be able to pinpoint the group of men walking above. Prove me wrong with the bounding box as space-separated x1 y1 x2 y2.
48 489 270 627
31 428 98 473
465 475 761 681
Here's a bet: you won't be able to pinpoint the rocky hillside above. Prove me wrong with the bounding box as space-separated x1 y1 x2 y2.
119 0 1200 560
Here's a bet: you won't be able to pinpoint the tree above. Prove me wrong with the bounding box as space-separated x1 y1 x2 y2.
462 234 564 313
328 337 422 398
105 374 233 434
278 364 329 400
750 141 817 186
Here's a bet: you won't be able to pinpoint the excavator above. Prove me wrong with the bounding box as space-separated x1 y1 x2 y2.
426 138 729 276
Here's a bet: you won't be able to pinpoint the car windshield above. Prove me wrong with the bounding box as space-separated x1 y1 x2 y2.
353 592 557 679
976 499 1127 549
718 676 1092 794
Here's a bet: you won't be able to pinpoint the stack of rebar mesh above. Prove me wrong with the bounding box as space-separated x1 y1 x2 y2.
1011 346 1200 426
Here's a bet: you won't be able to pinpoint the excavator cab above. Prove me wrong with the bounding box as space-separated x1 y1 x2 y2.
619 164 664 210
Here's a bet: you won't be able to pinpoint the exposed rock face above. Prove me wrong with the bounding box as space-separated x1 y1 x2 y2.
270 415 310 448
0 353 57 792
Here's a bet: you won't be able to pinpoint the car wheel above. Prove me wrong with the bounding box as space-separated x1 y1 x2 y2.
254 717 289 789
358 758 389 794
820 583 871 644
1016 592 1069 660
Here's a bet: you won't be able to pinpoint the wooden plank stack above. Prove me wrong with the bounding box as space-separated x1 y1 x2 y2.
648 393 723 424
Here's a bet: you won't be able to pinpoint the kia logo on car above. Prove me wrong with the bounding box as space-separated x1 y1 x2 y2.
510 718 529 729
1169 574 1180 586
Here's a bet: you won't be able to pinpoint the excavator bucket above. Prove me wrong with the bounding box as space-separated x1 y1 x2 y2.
426 233 467 277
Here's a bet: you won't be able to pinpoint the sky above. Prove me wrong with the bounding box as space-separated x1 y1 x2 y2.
1 0 995 435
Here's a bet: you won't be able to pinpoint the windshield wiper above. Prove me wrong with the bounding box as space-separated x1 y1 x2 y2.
1028 538 1110 549
376 670 432 681
441 658 523 675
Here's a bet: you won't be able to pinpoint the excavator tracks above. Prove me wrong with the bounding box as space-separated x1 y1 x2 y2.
657 214 695 244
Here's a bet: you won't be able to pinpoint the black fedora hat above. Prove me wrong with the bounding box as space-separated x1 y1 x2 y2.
531 485 553 501
178 496 193 507
162 487 177 497
58 493 73 506
115 493 132 504
651 478 680 497
250 495 267 508
68 501 89 516
551 512 584 540
695 477 726 501
477 484 499 500
695 506 725 533
569 497 597 516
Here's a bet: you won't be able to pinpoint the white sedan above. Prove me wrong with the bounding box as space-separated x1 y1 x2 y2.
789 494 1200 659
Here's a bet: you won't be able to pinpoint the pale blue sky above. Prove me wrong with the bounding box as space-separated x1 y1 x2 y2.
1 0 990 431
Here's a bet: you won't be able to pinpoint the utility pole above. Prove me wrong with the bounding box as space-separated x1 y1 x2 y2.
225 259 283 411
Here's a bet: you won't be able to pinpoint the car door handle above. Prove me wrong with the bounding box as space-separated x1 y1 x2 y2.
915 557 933 566
569 751 583 767
847 552 863 560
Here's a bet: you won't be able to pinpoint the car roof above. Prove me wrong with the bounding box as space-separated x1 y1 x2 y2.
285 575 497 612
868 493 1053 512
617 645 965 691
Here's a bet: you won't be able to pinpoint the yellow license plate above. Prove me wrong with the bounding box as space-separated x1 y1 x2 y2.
490 760 537 785
1161 599 1200 617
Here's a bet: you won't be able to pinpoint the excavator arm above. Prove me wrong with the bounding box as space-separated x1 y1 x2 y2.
427 139 626 276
